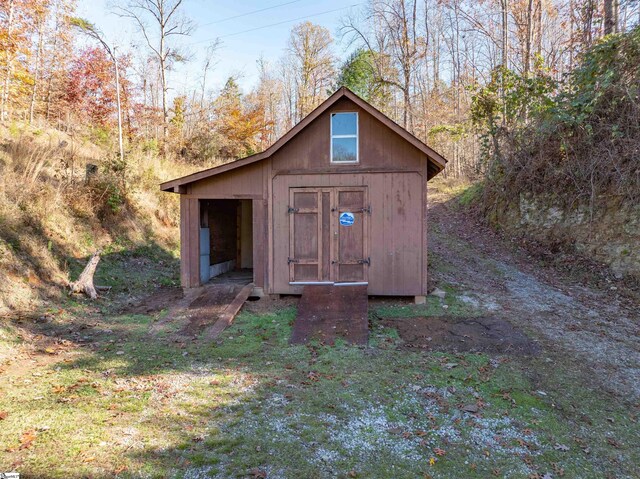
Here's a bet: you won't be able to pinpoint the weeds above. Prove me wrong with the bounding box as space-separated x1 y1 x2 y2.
0 122 187 315
3 302 635 478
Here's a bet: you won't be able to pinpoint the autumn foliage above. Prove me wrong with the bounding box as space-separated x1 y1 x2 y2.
64 47 120 126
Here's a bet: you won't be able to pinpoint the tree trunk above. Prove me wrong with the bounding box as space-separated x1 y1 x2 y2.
524 0 534 77
29 19 45 125
604 0 615 35
113 48 125 167
501 0 509 68
1 0 16 121
45 15 59 120
160 31 169 145
535 0 542 56
501 0 509 127
69 251 101 300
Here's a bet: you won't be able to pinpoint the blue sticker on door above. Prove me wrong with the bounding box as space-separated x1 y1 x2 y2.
339 212 355 226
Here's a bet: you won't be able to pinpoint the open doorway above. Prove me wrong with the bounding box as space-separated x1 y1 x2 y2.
199 199 253 283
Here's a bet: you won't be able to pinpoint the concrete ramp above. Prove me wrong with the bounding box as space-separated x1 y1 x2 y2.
290 285 368 345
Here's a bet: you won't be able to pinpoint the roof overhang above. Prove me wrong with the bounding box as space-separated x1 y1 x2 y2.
161 87 447 193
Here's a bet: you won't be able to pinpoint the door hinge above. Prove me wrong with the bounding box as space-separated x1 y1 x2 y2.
357 257 371 265
287 206 299 214
288 257 299 264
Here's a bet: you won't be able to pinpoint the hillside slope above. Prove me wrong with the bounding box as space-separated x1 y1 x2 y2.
470 27 640 279
0 122 191 315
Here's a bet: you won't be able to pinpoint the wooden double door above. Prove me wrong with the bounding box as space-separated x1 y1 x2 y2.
289 187 369 284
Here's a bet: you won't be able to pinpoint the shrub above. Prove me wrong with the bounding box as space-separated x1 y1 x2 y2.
471 26 640 212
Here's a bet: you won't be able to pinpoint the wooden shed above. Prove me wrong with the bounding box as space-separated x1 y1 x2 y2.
161 87 446 300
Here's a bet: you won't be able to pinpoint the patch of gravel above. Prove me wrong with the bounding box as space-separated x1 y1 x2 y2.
181 466 215 479
467 416 541 455
215 385 545 476
428 187 640 401
459 294 501 312
321 403 426 463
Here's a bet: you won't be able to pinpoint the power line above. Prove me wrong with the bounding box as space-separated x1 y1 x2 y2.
189 3 362 45
198 0 305 28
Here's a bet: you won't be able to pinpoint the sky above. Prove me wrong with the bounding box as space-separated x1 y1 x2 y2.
77 0 363 97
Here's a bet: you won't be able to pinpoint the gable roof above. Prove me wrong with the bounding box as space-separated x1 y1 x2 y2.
160 87 447 192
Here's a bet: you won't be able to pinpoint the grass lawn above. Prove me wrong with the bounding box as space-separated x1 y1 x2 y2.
1 287 638 478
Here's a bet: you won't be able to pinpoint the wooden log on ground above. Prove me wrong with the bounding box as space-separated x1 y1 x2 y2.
69 251 101 299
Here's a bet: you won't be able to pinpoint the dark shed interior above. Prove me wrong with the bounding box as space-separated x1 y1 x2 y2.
199 199 253 283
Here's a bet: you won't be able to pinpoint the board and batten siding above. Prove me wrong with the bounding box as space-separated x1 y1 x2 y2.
180 196 200 288
177 95 433 295
185 161 264 198
269 97 426 173
267 96 430 295
178 161 266 289
271 171 426 295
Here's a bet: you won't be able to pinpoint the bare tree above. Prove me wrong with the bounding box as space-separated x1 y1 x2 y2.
0 0 17 121
29 2 47 124
342 0 424 129
501 0 509 69
115 0 193 144
604 0 618 34
285 21 335 122
524 0 534 76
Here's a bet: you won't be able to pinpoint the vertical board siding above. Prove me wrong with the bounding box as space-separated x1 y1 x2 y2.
269 97 426 173
252 199 266 288
321 192 331 281
272 172 423 295
188 162 263 197
423 161 429 295
180 196 201 288
180 196 188 287
188 198 200 287
175 98 432 295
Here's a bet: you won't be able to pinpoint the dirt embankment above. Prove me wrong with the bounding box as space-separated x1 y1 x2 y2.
497 194 640 280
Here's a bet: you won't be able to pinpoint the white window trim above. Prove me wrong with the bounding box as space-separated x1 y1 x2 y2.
330 112 359 164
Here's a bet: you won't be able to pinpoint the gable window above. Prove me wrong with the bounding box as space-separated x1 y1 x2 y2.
330 112 358 163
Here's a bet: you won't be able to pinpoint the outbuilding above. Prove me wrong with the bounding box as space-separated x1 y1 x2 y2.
161 87 446 301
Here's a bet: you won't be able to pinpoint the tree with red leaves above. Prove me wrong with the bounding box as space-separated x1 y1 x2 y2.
65 46 129 127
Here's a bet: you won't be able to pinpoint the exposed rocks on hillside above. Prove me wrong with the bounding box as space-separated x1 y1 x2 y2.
511 195 640 278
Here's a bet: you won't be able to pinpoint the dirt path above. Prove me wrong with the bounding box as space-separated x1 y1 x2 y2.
427 184 640 401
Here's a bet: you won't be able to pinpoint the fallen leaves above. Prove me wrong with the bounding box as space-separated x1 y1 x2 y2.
19 429 37 450
0 411 7 420
5 429 38 452
113 465 128 474
606 437 622 449
434 447 446 456
249 467 267 478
